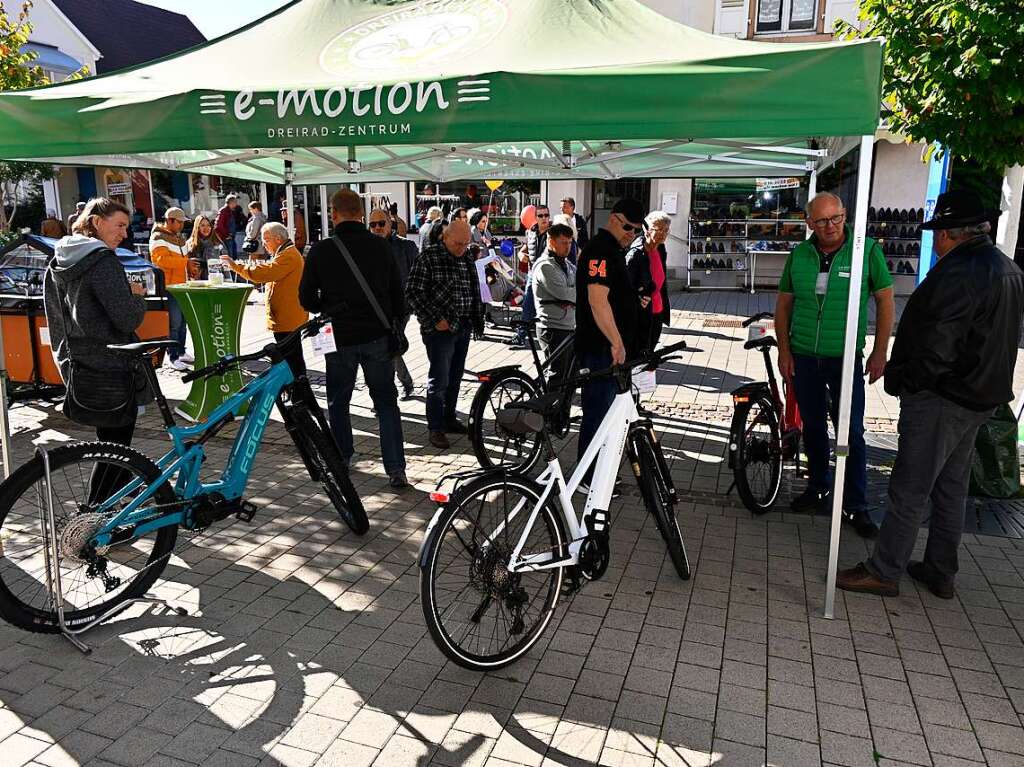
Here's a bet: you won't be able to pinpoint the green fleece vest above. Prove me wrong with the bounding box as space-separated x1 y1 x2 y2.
787 230 880 358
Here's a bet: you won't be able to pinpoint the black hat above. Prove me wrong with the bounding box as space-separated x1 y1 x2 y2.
921 189 995 231
610 197 646 225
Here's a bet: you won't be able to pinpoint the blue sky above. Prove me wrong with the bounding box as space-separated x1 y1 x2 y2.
137 0 291 38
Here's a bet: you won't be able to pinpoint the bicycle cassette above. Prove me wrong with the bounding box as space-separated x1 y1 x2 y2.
58 513 110 564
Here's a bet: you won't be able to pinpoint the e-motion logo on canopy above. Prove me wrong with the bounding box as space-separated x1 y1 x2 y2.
319 0 509 74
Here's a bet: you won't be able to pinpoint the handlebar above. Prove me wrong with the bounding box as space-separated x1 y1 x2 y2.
570 339 689 388
742 312 774 328
180 313 333 383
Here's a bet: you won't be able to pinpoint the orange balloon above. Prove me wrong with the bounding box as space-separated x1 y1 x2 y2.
520 205 537 229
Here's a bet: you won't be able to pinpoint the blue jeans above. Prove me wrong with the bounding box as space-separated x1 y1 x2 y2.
577 349 615 474
166 295 187 360
792 353 867 512
325 336 406 475
521 267 536 324
423 328 471 431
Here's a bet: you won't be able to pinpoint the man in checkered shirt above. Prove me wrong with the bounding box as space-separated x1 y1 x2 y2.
405 219 484 450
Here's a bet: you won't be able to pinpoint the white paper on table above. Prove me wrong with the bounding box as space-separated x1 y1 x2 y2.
311 322 337 357
632 368 657 395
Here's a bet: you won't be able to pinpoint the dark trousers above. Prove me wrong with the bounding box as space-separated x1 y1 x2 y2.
423 327 471 431
577 349 615 475
90 417 137 504
792 353 867 512
166 295 187 361
393 316 414 392
538 326 574 391
274 331 307 378
325 337 406 475
868 392 992 582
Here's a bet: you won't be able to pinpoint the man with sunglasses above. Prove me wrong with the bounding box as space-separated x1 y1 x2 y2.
775 192 894 537
574 198 647 487
369 208 418 400
510 204 553 348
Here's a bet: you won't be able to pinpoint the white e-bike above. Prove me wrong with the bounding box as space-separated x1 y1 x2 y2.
419 341 690 670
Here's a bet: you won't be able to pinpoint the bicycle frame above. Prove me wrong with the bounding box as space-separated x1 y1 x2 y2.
88 360 295 548
429 389 639 575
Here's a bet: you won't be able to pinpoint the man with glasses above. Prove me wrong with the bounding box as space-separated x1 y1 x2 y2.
510 204 553 348
574 198 647 489
775 192 894 537
369 208 418 400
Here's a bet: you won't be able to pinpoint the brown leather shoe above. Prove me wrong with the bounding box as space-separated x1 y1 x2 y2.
907 561 955 599
429 430 450 450
837 562 899 597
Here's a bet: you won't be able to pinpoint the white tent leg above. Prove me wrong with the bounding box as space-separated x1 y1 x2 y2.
259 183 268 215
823 134 875 620
319 185 329 240
806 169 818 240
284 159 295 242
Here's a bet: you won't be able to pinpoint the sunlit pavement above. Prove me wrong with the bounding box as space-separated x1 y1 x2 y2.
1 290 1022 767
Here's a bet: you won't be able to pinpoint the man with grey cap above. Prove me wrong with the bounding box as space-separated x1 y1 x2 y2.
839 189 1024 599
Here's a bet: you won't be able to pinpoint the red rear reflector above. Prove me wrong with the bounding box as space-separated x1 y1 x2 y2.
733 395 750 403
430 492 450 503
477 375 491 383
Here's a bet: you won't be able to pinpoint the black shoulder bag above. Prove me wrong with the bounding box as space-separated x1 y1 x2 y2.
330 235 409 358
57 293 139 429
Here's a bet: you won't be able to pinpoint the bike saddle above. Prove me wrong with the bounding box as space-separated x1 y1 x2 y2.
107 339 181 354
743 337 778 351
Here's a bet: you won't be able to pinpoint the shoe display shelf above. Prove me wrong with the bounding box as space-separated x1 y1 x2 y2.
868 207 925 294
687 218 804 293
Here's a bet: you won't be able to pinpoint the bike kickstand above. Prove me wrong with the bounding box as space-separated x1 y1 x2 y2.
36 447 188 655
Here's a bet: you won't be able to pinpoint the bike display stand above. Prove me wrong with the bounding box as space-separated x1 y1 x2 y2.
36 447 187 655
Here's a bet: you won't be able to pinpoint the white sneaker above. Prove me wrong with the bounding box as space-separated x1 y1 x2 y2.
179 352 195 364
170 358 190 371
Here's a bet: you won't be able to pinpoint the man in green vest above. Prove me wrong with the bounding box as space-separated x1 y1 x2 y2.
776 192 895 537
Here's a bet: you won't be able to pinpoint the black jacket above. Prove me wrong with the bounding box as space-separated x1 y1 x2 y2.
299 221 406 346
885 235 1024 411
624 236 671 324
572 212 590 250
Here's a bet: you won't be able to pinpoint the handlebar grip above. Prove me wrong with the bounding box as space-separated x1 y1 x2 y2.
742 312 774 328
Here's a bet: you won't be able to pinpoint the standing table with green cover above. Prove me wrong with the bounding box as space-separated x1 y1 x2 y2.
167 283 252 422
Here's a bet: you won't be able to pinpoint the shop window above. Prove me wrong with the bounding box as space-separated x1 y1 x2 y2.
413 180 540 235
756 0 817 33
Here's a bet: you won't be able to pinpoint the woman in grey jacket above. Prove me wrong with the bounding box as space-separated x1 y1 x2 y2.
44 197 147 477
531 223 577 386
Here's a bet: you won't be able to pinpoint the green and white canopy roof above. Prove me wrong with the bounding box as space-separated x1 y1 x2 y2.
0 0 883 182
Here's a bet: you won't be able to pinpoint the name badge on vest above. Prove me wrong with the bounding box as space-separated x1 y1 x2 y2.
815 272 828 296
838 271 851 278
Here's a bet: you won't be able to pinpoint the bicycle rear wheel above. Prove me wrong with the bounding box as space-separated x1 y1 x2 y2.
420 474 565 670
634 432 690 579
289 406 369 535
0 442 177 633
730 396 783 514
468 371 544 473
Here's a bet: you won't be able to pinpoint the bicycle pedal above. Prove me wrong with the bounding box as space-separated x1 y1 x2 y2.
235 501 257 523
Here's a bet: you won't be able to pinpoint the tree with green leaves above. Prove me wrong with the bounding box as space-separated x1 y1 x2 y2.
0 1 56 232
839 0 1024 173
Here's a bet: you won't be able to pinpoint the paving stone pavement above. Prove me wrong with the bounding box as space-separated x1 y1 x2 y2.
0 290 1022 766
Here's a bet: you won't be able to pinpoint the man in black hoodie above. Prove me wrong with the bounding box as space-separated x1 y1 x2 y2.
300 189 409 489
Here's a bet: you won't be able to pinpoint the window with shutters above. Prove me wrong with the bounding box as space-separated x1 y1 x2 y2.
755 0 819 33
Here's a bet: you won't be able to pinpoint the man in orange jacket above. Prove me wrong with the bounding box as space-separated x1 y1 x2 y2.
149 207 192 370
221 221 308 376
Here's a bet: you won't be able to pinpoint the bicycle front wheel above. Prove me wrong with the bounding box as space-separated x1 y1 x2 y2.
730 396 783 514
634 432 690 580
289 406 369 535
468 371 544 474
0 442 178 634
420 474 565 670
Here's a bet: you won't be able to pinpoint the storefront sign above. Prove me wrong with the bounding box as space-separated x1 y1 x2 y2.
756 177 801 192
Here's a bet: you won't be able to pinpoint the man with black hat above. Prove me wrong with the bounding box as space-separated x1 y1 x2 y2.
839 189 1024 598
574 197 647 487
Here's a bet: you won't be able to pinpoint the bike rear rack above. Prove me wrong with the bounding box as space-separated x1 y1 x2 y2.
37 446 187 654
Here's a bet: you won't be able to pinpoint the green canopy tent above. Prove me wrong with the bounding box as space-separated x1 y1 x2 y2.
0 0 884 616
